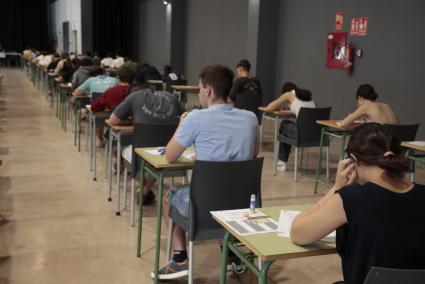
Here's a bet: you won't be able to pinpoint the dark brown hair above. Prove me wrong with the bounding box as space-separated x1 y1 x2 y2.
236 59 251 72
89 66 105 76
356 84 378 101
295 88 313 102
346 123 409 180
117 67 134 84
199 65 234 100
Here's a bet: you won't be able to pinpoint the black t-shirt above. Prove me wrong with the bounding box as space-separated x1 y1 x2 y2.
228 77 262 102
337 182 425 284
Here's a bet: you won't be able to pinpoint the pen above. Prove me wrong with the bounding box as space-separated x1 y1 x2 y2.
158 147 166 155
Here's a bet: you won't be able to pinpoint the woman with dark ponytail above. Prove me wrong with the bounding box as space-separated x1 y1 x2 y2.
290 123 425 284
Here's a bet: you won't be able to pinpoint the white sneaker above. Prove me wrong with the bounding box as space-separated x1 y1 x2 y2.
277 161 287 172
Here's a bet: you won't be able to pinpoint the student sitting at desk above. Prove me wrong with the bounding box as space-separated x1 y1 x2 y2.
91 67 135 146
228 59 262 104
337 84 398 129
156 65 259 280
264 82 316 171
71 58 93 90
107 71 185 205
73 66 118 98
290 123 425 284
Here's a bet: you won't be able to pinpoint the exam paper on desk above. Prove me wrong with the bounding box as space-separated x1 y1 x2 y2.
278 210 336 242
211 209 279 236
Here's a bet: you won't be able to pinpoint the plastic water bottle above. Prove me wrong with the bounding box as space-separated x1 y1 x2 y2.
250 194 256 214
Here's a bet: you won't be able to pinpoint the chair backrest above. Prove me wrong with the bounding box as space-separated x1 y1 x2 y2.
383 123 419 142
296 107 332 147
130 122 179 177
90 92 103 103
189 158 264 241
363 266 425 284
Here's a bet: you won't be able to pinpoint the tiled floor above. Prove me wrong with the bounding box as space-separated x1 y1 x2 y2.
0 68 423 284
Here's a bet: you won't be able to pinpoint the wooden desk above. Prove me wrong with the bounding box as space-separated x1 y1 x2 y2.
171 85 200 105
258 107 296 175
104 120 134 214
401 141 425 152
215 205 336 284
401 141 425 181
313 120 363 193
148 80 165 91
135 147 194 284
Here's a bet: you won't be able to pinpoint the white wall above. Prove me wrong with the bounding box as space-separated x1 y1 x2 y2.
51 0 82 54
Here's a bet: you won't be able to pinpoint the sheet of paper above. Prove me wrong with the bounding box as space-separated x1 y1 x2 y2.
182 150 195 160
211 209 279 236
145 148 162 156
407 141 425 147
277 210 335 242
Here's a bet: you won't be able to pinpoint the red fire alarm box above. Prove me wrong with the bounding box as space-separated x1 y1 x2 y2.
326 32 353 72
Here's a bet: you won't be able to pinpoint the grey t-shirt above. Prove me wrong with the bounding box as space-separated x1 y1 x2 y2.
113 89 185 123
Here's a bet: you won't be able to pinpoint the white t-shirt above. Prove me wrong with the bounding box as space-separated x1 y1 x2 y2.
111 57 124 68
101 57 114 68
290 90 316 117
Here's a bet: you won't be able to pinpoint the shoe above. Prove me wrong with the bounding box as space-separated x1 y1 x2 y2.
136 190 156 206
151 259 188 280
277 160 287 172
226 255 242 271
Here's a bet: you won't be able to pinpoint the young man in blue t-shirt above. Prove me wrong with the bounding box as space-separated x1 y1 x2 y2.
155 65 259 280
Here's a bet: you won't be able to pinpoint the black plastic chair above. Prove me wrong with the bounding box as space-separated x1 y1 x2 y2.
363 266 425 284
168 158 264 283
383 123 420 181
275 107 332 181
123 123 179 225
234 90 263 122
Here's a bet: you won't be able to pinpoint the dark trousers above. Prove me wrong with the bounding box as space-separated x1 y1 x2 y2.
278 120 297 162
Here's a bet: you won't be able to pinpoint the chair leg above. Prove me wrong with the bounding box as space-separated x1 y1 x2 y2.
188 241 194 284
304 148 309 169
299 148 304 168
326 146 330 181
166 218 173 261
130 178 135 226
123 168 128 210
273 140 279 176
294 148 298 182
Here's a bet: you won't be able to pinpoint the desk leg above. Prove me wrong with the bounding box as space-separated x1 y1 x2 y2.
73 106 78 146
137 160 146 257
64 96 67 132
220 232 231 284
77 108 81 152
259 113 265 153
259 261 272 284
153 171 166 284
272 118 279 176
115 135 121 215
107 130 113 201
93 116 97 181
314 127 325 194
340 133 346 160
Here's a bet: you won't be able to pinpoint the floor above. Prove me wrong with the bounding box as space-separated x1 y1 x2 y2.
0 68 423 284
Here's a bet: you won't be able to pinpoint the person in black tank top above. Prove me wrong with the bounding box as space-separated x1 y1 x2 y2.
290 123 425 284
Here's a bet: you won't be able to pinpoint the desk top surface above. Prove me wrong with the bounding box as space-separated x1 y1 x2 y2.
135 147 194 169
316 119 363 131
401 141 425 152
258 107 296 118
213 205 336 261
171 85 199 92
148 80 163 84
105 120 134 132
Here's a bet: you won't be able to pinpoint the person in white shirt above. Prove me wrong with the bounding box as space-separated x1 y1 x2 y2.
263 82 316 171
101 53 114 69
111 55 124 69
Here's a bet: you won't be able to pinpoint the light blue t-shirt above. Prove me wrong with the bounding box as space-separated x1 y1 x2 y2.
78 75 118 96
175 104 258 161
